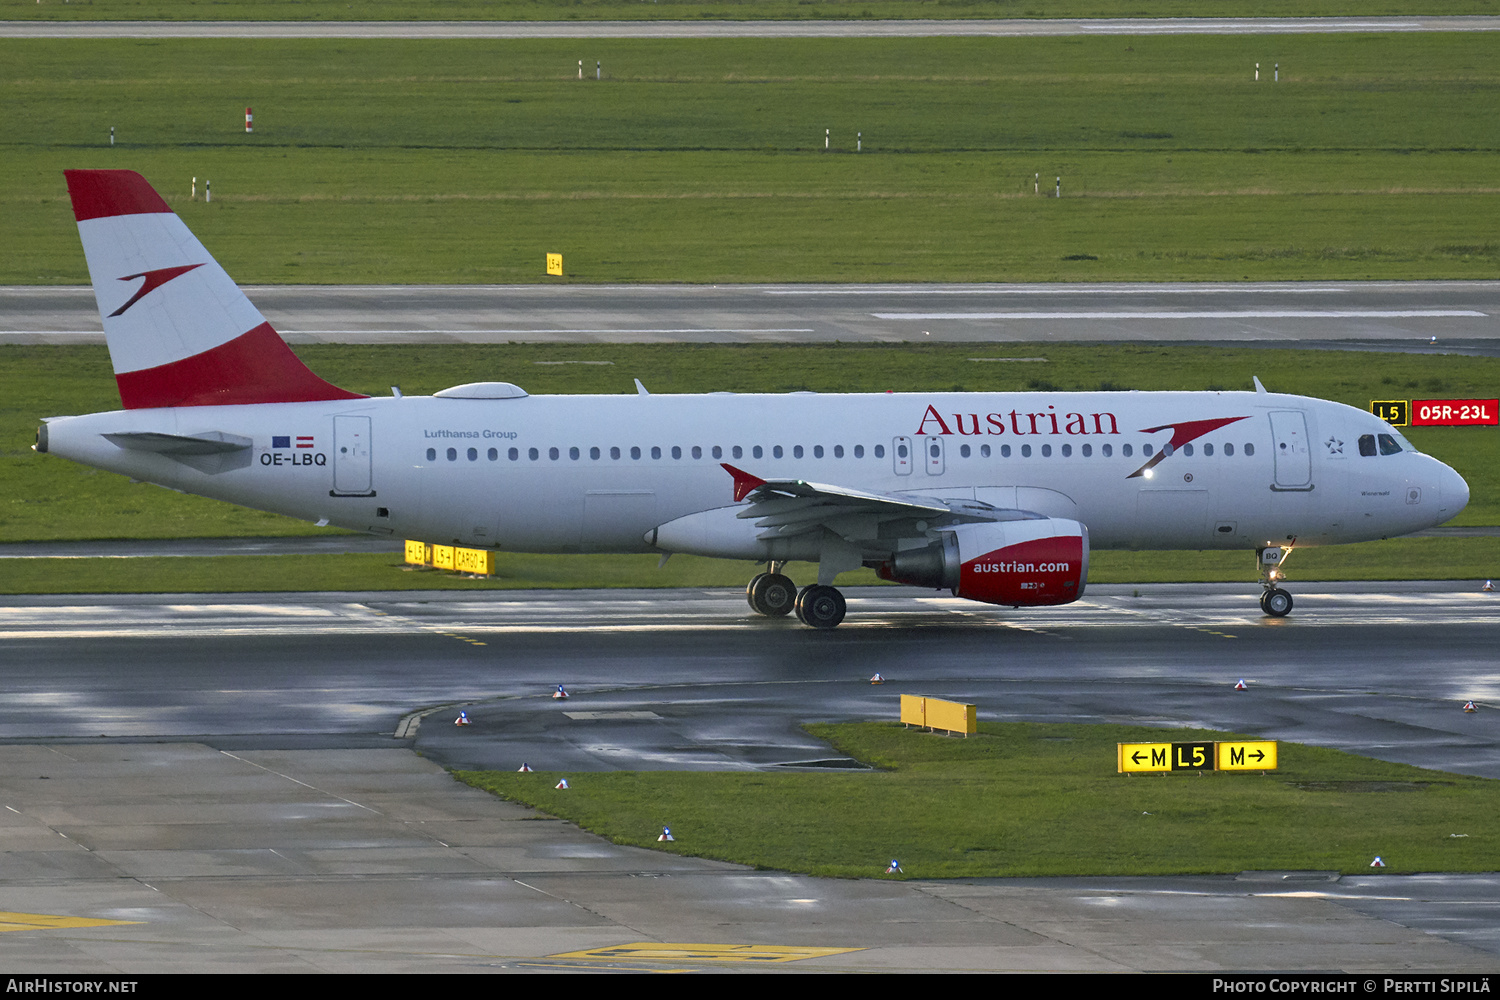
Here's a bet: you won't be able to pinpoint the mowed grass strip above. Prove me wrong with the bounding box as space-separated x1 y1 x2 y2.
5 35 1499 283
459 721 1500 878
3 537 1498 594
5 342 1497 546
12 0 1499 22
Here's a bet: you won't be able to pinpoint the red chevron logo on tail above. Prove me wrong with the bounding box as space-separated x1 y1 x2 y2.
109 263 205 317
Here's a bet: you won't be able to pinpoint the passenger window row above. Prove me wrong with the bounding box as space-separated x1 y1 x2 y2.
422 440 1260 463
423 443 888 463
953 441 1256 459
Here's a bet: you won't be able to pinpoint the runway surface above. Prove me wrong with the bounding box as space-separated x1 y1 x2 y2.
5 16 1499 39
8 281 1500 354
1 584 1498 971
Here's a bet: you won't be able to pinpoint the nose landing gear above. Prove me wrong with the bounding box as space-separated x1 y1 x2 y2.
1258 544 1294 618
1259 586 1293 617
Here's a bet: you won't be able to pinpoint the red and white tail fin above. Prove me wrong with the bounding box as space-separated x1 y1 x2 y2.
64 169 365 409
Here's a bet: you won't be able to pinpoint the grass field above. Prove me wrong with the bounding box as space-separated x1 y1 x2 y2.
5 34 1499 283
4 33 1497 589
10 0 1498 22
458 721 1500 878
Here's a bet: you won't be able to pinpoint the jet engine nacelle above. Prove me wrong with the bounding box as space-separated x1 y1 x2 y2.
877 518 1089 607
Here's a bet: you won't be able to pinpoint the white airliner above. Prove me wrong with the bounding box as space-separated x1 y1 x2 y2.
36 170 1470 627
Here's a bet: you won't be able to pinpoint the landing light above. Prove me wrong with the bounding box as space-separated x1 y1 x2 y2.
1142 469 1154 479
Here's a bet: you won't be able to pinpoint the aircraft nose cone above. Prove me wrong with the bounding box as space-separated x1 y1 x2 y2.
1440 461 1469 516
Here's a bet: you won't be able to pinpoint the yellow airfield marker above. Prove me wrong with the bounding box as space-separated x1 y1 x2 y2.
0 911 143 933
549 942 862 964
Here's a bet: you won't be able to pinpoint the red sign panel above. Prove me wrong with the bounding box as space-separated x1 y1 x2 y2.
1410 399 1499 427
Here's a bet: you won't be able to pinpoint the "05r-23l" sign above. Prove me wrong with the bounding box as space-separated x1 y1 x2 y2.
1411 399 1499 427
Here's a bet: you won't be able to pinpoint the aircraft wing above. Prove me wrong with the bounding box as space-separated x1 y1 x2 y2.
721 463 1037 543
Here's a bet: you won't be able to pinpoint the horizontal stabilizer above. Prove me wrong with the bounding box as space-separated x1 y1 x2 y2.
103 431 252 455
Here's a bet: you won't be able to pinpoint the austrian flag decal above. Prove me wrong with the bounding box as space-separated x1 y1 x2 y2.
271 435 316 449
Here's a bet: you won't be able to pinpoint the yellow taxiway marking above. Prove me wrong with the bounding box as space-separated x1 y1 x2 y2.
549 942 863 964
0 911 143 933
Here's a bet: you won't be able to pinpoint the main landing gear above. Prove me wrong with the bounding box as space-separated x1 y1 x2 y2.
1257 544 1294 618
794 584 846 629
747 564 847 629
747 569 796 617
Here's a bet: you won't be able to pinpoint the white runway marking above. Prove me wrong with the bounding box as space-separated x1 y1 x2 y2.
0 593 1494 639
873 310 1486 321
769 286 1351 296
278 328 818 335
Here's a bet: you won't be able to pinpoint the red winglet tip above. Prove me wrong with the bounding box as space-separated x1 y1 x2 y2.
721 463 766 503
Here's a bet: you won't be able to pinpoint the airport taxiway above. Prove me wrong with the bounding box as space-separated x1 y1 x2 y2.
5 16 1499 39
7 281 1500 353
0 584 1497 971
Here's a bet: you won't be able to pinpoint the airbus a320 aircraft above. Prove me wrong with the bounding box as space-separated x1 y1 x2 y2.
36 170 1470 627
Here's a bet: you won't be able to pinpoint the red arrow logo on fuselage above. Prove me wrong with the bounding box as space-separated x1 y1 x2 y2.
1127 416 1250 479
109 263 205 317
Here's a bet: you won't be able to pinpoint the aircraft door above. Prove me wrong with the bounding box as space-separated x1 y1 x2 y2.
893 436 913 476
1269 410 1313 491
332 415 374 496
924 436 945 475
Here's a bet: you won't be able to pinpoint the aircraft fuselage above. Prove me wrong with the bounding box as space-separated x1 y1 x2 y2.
42 388 1466 557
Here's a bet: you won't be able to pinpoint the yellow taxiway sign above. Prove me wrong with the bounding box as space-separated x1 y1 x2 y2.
1118 740 1278 773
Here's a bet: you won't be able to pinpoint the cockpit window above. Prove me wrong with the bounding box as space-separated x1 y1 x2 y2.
1359 434 1377 457
1377 433 1402 456
1388 427 1419 454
